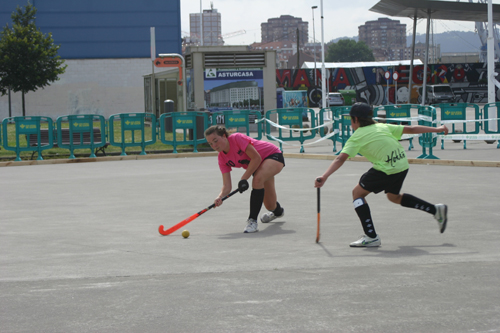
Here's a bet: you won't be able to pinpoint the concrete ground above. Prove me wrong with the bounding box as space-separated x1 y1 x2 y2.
1 136 499 332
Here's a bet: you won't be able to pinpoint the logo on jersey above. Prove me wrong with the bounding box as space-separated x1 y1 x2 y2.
385 149 406 167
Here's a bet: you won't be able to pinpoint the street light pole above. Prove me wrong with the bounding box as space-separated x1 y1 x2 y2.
312 6 318 86
320 0 326 109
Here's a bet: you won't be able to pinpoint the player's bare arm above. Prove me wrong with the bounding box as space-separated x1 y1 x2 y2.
315 153 349 188
241 143 262 181
215 172 232 207
403 124 449 135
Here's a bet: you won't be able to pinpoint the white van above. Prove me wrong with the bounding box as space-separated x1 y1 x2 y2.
418 84 456 105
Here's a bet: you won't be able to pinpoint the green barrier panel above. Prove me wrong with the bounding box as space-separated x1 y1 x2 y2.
108 113 156 156
335 112 355 155
56 114 107 159
482 102 500 148
416 106 439 159
159 111 209 153
318 106 350 152
1 116 54 161
265 108 316 153
373 104 420 150
210 110 262 140
435 103 480 149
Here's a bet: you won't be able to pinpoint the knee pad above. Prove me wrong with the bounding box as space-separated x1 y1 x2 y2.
353 198 366 209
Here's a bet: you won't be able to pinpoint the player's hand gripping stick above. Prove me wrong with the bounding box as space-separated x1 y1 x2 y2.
158 188 241 236
238 179 249 193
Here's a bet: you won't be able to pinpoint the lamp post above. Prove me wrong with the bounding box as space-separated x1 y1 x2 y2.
320 0 326 109
200 0 203 46
312 6 318 86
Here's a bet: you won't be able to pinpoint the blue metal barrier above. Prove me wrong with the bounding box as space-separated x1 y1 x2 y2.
264 108 316 153
108 113 156 156
159 111 209 153
56 114 107 159
1 116 54 161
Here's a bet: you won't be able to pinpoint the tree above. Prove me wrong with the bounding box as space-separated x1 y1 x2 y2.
326 39 375 63
0 1 66 116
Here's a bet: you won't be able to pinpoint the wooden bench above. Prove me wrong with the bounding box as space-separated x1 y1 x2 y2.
27 128 109 159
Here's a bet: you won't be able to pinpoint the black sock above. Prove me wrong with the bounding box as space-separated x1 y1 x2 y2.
249 188 265 220
401 194 436 215
353 198 377 238
273 202 283 216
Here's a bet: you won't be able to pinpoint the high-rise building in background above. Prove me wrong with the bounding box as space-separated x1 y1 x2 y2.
358 17 440 63
358 17 407 61
189 5 222 46
261 15 308 48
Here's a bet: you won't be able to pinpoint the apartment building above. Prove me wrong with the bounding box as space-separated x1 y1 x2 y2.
189 6 222 46
261 15 308 48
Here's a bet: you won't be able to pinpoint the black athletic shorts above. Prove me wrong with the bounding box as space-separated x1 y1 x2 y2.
359 168 408 194
264 153 285 166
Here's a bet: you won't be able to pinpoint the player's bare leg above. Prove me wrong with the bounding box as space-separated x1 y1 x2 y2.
252 159 284 223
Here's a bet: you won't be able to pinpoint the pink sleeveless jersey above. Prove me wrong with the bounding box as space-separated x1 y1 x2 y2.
218 133 281 173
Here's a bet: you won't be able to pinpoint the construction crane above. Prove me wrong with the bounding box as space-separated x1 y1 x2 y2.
220 30 246 39
468 0 500 61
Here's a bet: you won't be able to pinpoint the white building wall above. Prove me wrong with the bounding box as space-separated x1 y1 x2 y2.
0 58 152 120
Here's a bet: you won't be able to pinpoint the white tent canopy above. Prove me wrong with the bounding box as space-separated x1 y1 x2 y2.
302 59 423 69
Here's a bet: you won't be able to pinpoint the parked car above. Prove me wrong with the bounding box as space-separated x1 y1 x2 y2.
418 84 456 105
327 92 345 107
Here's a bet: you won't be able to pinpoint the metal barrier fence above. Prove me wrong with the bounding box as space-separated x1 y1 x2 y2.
482 102 500 148
318 106 350 152
209 110 262 140
264 108 316 153
55 114 107 159
2 104 499 160
2 116 54 161
416 106 439 159
373 104 420 150
435 103 480 149
108 113 157 156
159 111 209 153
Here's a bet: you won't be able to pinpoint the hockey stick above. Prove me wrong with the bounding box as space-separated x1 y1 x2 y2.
316 178 321 243
159 188 240 236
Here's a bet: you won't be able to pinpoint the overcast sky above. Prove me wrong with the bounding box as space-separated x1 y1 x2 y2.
180 0 500 45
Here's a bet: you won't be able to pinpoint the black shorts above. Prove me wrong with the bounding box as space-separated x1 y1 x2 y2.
359 168 408 194
264 153 285 167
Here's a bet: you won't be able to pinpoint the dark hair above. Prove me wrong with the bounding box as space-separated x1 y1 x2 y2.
351 116 376 127
349 102 373 118
349 102 376 127
205 125 229 138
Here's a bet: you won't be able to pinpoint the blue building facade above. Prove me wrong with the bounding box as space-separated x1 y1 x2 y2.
0 0 181 59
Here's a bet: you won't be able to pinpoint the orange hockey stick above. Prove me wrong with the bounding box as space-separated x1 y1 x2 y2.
159 189 240 236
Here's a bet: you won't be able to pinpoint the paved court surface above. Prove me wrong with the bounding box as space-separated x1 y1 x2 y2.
1 142 499 332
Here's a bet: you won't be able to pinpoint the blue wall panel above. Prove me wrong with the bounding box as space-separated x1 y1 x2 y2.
0 0 181 59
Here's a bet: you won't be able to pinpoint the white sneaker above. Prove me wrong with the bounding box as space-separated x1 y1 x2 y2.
434 204 448 233
243 219 259 233
260 208 285 223
349 235 381 247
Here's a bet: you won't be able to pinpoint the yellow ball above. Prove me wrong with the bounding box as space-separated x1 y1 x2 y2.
182 230 190 238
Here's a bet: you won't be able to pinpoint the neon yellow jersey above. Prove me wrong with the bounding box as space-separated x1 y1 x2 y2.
341 123 409 175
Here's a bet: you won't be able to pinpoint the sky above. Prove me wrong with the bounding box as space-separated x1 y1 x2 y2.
180 0 500 45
